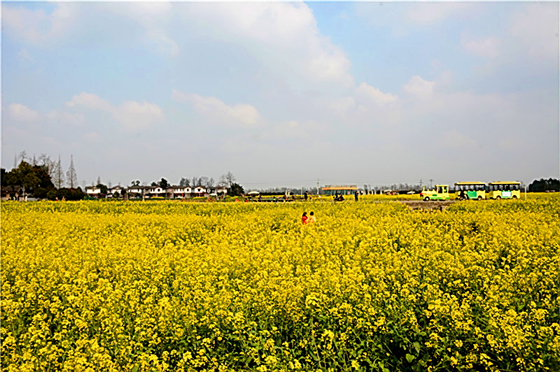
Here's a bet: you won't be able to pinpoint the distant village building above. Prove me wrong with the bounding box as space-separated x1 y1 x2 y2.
321 185 358 196
215 186 228 197
108 185 125 197
85 186 102 198
192 186 208 197
166 186 192 199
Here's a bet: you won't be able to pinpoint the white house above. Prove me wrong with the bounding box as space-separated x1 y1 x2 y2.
149 187 165 197
214 186 228 196
85 186 102 198
108 185 124 197
127 186 145 199
192 186 207 197
166 186 192 198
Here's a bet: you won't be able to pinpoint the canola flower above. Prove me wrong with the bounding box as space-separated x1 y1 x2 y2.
1 195 559 371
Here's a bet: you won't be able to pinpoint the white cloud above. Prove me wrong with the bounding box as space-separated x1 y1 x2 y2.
183 3 353 87
330 83 397 118
113 101 164 131
107 2 177 57
144 29 179 57
2 4 77 46
405 3 477 24
403 76 435 97
66 92 164 131
355 82 398 106
3 3 178 57
46 111 86 126
7 103 40 122
461 32 500 59
6 103 85 127
509 3 559 61
171 89 189 103
66 92 112 111
173 90 263 128
330 96 356 114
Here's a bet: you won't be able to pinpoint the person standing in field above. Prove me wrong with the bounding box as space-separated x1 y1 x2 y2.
354 190 359 202
302 212 308 225
308 211 316 224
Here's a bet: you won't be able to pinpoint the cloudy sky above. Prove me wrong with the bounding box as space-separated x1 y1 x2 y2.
2 1 558 189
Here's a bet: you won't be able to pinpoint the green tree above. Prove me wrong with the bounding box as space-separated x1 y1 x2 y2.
228 182 245 197
2 161 42 194
528 178 559 192
96 184 108 196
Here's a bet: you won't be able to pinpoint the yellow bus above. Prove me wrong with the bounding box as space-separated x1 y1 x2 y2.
487 181 521 200
454 182 486 200
420 185 450 201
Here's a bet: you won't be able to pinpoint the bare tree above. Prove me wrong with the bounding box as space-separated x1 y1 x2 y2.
66 155 78 188
37 154 56 180
179 177 190 187
206 177 215 189
191 176 201 187
200 177 209 188
220 172 236 188
53 155 65 189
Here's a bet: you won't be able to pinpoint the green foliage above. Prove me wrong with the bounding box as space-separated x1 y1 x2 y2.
1 161 54 196
96 184 108 195
228 182 245 197
529 178 559 192
46 188 86 201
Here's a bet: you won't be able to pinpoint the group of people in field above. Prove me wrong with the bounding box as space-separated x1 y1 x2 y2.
301 211 316 225
333 190 360 202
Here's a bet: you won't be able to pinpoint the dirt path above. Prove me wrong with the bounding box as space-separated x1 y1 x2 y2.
398 200 458 211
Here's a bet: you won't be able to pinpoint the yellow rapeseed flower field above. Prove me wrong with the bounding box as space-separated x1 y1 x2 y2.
2 195 559 371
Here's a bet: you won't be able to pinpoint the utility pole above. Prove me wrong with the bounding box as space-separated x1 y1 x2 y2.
317 179 320 195
429 179 433 188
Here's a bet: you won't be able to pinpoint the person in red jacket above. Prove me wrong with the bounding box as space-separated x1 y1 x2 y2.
302 212 308 225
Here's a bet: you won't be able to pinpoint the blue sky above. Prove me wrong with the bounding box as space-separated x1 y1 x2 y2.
2 1 558 189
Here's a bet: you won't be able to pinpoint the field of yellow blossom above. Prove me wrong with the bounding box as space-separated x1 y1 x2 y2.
2 194 559 371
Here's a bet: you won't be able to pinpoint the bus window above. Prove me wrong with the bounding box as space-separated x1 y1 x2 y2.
437 186 442 193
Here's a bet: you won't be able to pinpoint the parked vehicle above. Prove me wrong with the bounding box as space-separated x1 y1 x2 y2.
487 181 521 200
420 185 450 201
455 182 486 200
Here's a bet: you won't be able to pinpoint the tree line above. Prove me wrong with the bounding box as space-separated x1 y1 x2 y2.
528 178 560 192
1 153 84 200
133 171 244 197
